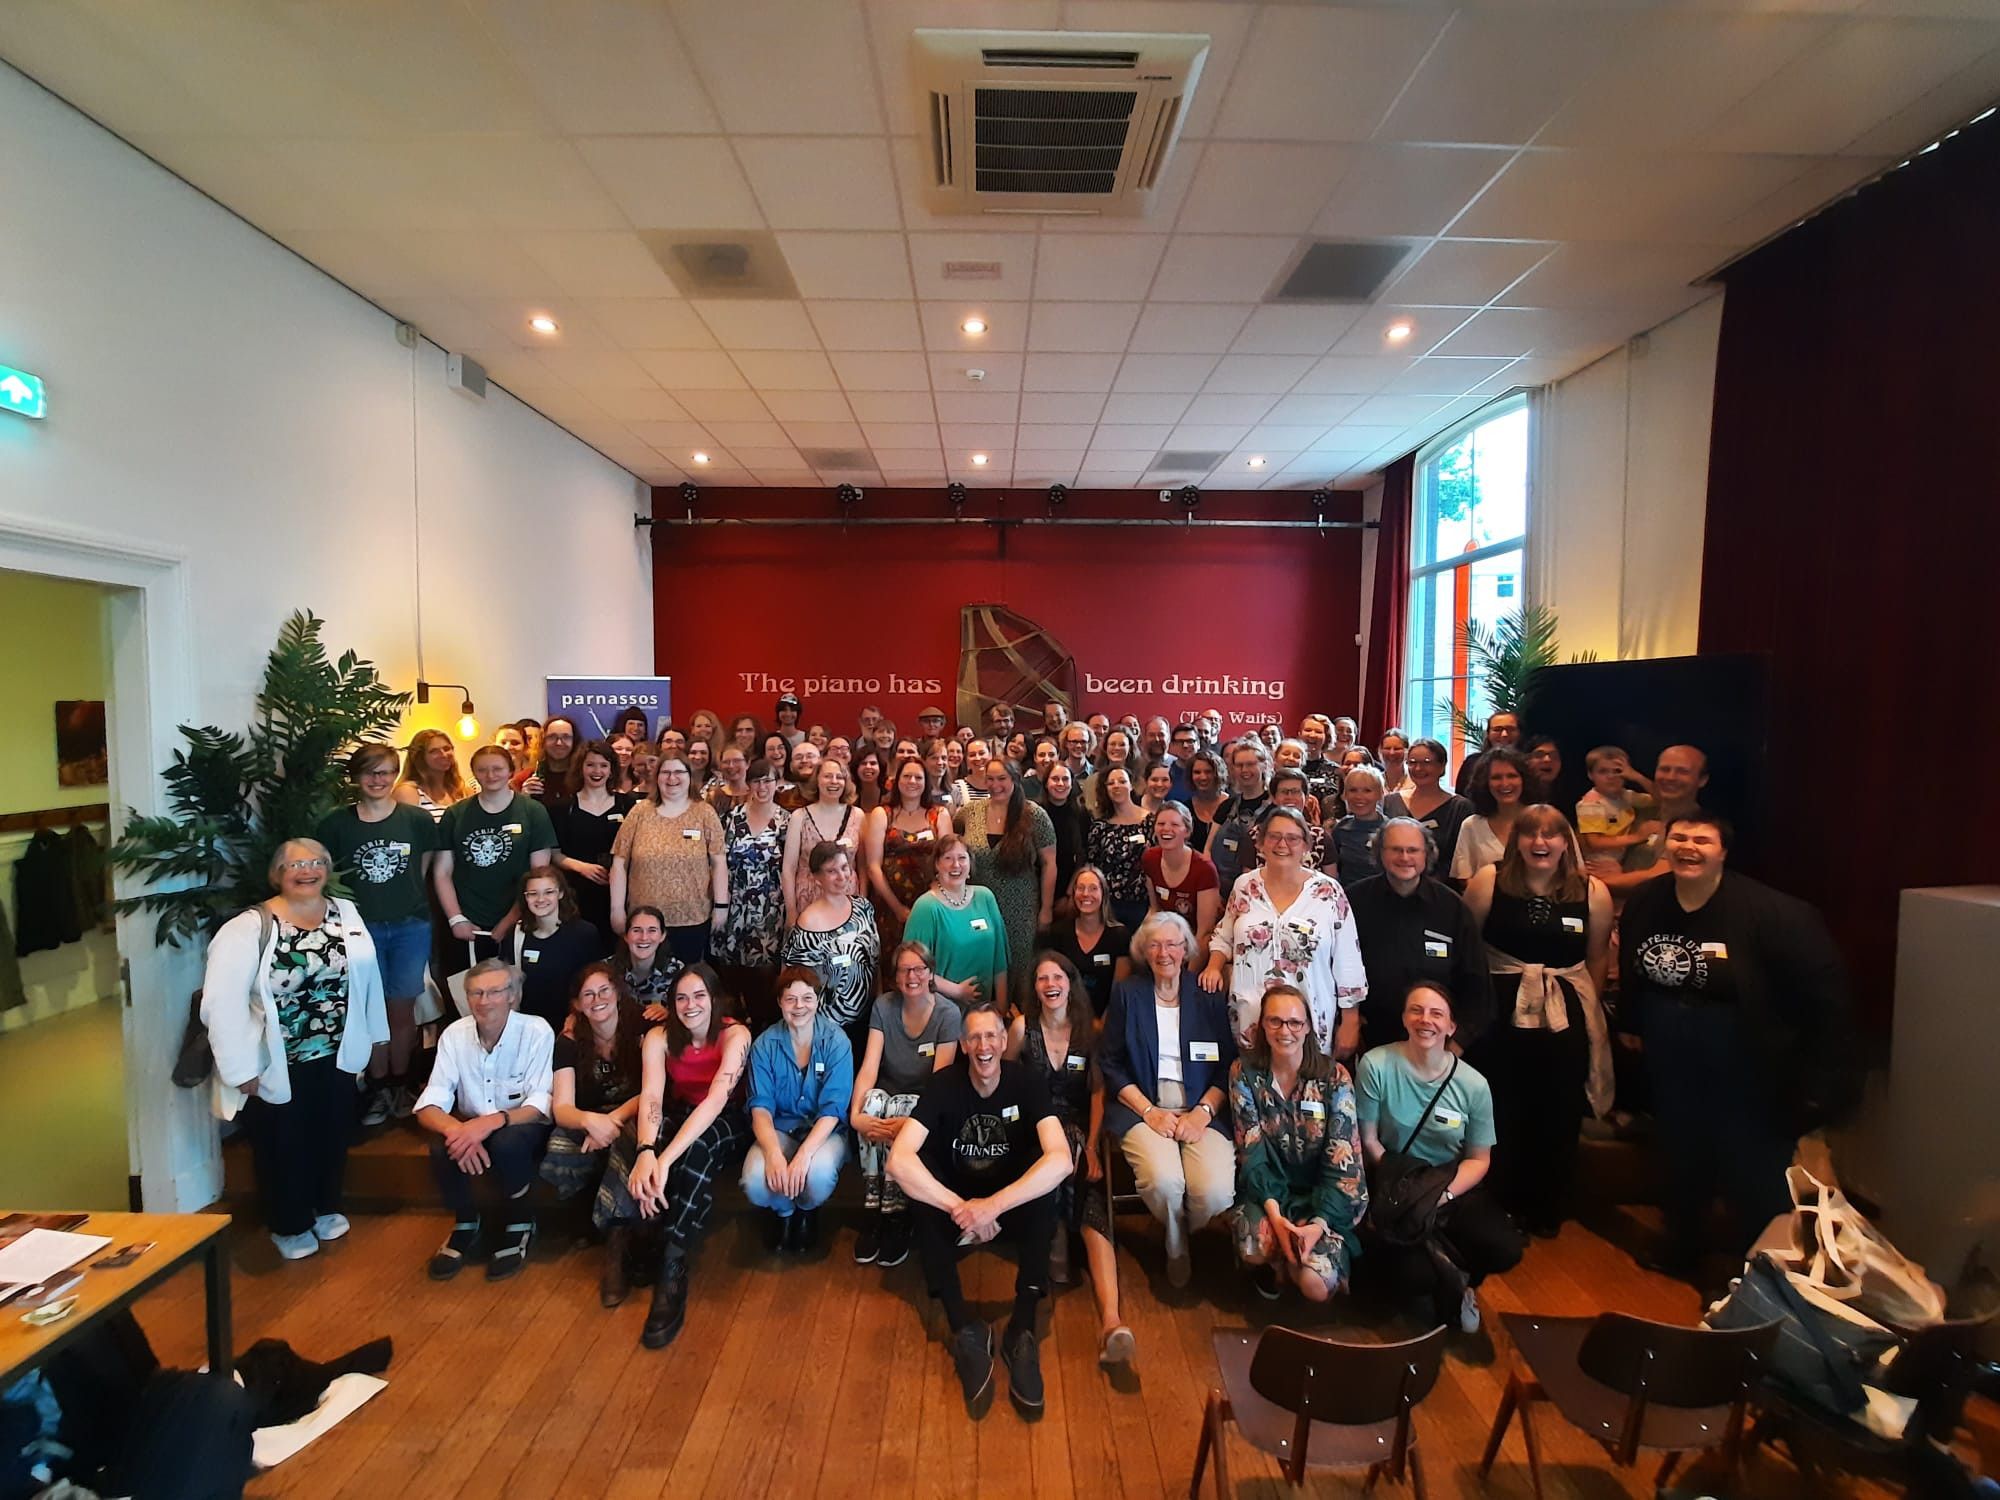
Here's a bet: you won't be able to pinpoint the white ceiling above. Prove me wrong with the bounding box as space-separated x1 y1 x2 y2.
5 0 1997 491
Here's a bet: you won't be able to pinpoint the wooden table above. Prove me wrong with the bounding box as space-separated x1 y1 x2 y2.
0 1210 233 1383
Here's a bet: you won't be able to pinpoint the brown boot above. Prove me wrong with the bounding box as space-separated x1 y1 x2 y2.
600 1225 631 1308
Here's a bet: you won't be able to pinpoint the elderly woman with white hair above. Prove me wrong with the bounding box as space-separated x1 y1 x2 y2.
1098 910 1238 1287
201 836 388 1260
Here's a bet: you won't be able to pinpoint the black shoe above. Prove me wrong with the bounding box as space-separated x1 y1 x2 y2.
794 1209 819 1252
641 1257 688 1349
877 1214 912 1268
764 1211 788 1253
853 1211 881 1265
950 1322 996 1416
427 1219 479 1281
1003 1326 1044 1416
1527 1216 1562 1240
780 1212 805 1253
601 1226 632 1309
626 1225 661 1288
487 1216 535 1281
1253 1263 1282 1301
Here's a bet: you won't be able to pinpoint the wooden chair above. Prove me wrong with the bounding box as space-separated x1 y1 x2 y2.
1098 1131 1150 1259
1479 1310 1779 1498
1192 1323 1449 1499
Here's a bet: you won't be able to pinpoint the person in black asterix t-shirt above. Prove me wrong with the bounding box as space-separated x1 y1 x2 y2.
889 1002 1071 1420
1619 808 1857 1279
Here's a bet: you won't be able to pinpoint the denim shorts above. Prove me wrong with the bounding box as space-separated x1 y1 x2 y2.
369 916 433 999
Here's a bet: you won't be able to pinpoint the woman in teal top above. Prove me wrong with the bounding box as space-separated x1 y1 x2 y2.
900 835 1008 1012
1228 983 1367 1303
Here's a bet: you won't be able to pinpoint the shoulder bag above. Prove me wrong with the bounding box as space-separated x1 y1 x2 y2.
1366 1056 1460 1247
173 906 275 1088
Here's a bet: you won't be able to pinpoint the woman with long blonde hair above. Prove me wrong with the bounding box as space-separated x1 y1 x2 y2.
395 728 471 823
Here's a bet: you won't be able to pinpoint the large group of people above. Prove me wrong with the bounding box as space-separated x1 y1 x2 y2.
201 698 1855 1418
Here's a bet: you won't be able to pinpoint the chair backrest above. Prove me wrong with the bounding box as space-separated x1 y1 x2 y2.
1247 1324 1450 1426
1577 1312 1780 1409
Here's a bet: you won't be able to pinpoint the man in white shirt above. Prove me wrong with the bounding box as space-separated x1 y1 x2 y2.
416 959 554 1282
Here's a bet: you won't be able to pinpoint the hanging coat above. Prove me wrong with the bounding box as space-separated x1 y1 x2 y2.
14 828 80 955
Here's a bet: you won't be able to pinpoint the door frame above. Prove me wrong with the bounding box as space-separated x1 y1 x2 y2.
0 509 218 1209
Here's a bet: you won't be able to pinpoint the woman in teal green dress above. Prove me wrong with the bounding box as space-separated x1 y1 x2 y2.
900 835 1007 1009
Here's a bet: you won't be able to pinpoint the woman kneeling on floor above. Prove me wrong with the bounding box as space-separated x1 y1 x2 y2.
1227 984 1368 1303
742 966 854 1252
538 965 645 1299
622 962 753 1348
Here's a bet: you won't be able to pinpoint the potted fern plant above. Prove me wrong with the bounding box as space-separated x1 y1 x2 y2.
110 610 411 948
1449 602 1594 749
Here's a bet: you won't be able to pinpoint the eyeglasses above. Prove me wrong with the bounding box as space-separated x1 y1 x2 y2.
895 964 931 977
1262 1016 1309 1032
1262 834 1306 848
282 859 329 872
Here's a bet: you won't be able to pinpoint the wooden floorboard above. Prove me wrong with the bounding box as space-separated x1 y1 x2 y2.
123 1202 1971 1500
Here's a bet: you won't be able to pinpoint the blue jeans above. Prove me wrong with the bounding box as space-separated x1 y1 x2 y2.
741 1129 847 1215
369 915 432 999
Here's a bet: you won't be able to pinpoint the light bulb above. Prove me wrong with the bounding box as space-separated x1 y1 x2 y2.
1386 321 1414 343
971 453 989 466
961 316 988 335
528 315 559 335
457 714 479 739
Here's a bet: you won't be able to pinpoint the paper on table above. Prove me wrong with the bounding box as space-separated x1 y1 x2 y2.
0 1227 113 1289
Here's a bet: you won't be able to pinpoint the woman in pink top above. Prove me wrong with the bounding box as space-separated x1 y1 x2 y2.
1142 799 1220 952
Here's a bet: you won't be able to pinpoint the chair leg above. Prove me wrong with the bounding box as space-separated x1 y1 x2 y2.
1190 1392 1216 1500
1209 1399 1233 1500
1518 1393 1546 1500
1657 1451 1681 1488
1364 1460 1382 1491
1407 1442 1428 1500
1479 1372 1521 1477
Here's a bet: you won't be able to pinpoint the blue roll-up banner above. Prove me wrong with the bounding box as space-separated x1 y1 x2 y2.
544 677 673 740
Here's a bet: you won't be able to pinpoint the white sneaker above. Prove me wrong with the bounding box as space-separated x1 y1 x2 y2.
272 1230 320 1261
1166 1245 1193 1289
1459 1286 1482 1334
360 1090 392 1127
313 1213 351 1242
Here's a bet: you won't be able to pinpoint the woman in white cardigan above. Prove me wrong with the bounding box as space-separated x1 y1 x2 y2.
202 837 387 1260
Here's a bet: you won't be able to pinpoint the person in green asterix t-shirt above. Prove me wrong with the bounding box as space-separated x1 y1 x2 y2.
434 744 558 969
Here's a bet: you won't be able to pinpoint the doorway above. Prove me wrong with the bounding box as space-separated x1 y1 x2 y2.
0 568 128 1208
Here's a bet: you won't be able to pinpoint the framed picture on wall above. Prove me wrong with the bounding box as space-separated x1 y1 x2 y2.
55 699 108 787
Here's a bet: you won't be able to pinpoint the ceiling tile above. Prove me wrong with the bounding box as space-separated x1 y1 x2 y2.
1166 423 1251 448
1385 240 1553 306
1380 357 1520 396
1019 424 1099 447
1113 354 1221 393
592 388 692 422
939 423 1016 448
1376 12 1629 146
776 233 913 300
934 390 1021 423
1182 393 1280 425
1247 424 1334 449
1099 392 1193 424
847 391 936 422
920 302 1026 353
908 234 1037 302
1090 424 1175 451
930 355 1022 393
1266 393 1367 425
1329 308 1477 357
871 443 944 463
575 137 764 230
780 420 867 445
1078 468 1147 485
704 422 792 448
478 0 719 134
1347 395 1454 428
1201 354 1317 394
735 137 903 231
1213 5 1448 143
630 420 717 447
667 0 882 134
1292 356 1408 395
407 138 626 229
807 300 924 351
1023 353 1125 393
1020 392 1106 424
1452 149 1806 243
1030 235 1170 301
1497 242 1732 309
674 389 773 421
861 423 942 450
373 231 555 299
1177 143 1356 234
583 299 716 350
518 232 683 298
1149 237 1300 302
760 388 853 419
1026 304 1142 353
636 350 748 388
1129 304 1256 354
1314 145 1516 238
689 299 822 351
1228 305 1364 356
830 351 931 391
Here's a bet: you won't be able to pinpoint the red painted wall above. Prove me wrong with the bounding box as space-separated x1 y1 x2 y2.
650 487 1368 740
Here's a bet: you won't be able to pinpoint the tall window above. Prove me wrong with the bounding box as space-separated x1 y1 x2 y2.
1404 399 1528 761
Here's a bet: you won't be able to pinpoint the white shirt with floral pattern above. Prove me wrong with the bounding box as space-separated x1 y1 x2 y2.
1211 868 1368 1051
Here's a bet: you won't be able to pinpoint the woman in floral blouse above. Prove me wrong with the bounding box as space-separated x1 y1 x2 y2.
711 758 789 1026
1227 984 1367 1302
1200 805 1367 1058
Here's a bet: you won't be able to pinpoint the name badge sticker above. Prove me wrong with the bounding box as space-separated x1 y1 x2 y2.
392 842 411 855
1560 915 1585 933
524 950 541 964
915 829 934 842
1189 1041 1220 1062
607 812 624 823
970 917 989 931
1223 839 1239 852
833 953 852 966
1001 1104 1020 1121
1092 952 1111 965
1699 941 1729 959
814 1061 825 1075
503 823 524 836
1066 1053 1086 1071
1424 940 1449 958
1157 885 1172 901
681 827 702 840
1301 1098 1324 1119
918 1042 936 1056
1435 1108 1465 1130
1128 831 1147 845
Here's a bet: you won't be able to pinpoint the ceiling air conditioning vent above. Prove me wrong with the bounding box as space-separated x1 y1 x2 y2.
1269 242 1415 305
1150 450 1227 473
915 29 1208 218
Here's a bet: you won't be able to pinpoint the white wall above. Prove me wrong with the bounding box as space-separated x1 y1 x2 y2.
0 64 653 1207
1528 295 1722 661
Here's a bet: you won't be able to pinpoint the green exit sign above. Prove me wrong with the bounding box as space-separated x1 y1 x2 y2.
0 364 46 420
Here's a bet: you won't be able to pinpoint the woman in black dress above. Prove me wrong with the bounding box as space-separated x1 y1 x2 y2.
1041 865 1132 1018
1460 805 1612 1237
553 740 634 951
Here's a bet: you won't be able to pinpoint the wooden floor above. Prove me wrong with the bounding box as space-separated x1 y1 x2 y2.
131 1201 1969 1499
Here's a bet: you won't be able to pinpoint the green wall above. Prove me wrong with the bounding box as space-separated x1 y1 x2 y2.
0 569 109 816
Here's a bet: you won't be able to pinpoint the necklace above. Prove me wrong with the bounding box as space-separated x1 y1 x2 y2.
934 882 972 910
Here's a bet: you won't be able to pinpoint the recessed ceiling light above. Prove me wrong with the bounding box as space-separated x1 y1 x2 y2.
961 316 988 335
692 452 710 464
1385 321 1414 343
971 453 989 466
528 314 559 335
1247 456 1267 469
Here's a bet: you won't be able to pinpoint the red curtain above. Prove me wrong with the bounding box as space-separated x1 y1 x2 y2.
1360 454 1414 744
1699 111 2000 1028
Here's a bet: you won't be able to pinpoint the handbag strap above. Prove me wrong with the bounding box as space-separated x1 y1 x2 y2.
1752 1253 1871 1409
1395 1055 1459 1158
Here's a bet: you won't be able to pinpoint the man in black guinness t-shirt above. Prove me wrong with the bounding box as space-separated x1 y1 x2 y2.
1620 809 1855 1277
890 1002 1071 1419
